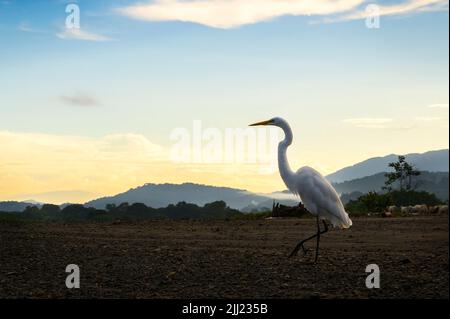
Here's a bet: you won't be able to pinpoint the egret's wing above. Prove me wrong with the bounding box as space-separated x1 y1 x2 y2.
295 167 352 228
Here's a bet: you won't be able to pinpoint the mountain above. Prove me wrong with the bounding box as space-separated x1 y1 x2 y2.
85 183 274 211
333 171 449 201
0 200 41 212
326 149 449 183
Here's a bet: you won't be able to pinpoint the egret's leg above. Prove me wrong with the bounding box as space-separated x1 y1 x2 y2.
288 218 329 260
315 220 328 262
315 216 320 263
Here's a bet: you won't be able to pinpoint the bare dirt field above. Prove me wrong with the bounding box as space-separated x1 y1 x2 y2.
0 216 448 299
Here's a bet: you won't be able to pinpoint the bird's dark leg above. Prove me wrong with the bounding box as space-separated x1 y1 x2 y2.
288 218 329 261
315 216 320 262
288 239 309 258
314 219 328 262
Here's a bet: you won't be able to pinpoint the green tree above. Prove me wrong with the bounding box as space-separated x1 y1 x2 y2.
384 155 421 191
403 161 421 190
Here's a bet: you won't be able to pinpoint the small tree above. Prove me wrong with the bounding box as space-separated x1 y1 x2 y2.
384 155 421 191
403 161 421 190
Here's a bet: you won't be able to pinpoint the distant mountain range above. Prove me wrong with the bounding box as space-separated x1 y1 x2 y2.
326 149 448 183
1 149 448 213
85 183 297 211
0 201 42 213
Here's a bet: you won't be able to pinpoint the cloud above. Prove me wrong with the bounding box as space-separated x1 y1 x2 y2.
344 115 447 130
97 133 166 159
116 0 364 29
415 116 443 121
0 131 165 161
18 22 46 34
116 0 447 28
60 92 100 107
428 103 449 109
56 27 112 41
342 118 393 128
327 0 448 23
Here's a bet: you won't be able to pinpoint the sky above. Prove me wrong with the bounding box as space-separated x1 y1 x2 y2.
0 0 449 204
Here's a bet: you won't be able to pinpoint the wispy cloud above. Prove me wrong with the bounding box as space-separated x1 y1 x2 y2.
18 22 47 34
60 92 100 107
56 27 112 41
415 116 443 121
344 114 447 130
0 131 165 163
342 118 393 128
329 0 448 23
116 0 364 29
428 103 449 109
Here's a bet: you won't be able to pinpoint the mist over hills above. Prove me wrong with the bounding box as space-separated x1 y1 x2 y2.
326 149 448 183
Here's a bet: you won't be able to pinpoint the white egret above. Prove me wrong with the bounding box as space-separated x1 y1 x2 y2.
250 117 352 262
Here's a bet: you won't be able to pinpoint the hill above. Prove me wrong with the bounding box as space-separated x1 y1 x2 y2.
333 171 449 201
326 149 448 183
0 201 41 212
85 183 271 211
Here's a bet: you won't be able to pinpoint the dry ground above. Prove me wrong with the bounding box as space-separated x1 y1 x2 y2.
0 216 448 298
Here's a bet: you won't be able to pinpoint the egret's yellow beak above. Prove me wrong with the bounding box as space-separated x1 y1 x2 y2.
249 119 273 126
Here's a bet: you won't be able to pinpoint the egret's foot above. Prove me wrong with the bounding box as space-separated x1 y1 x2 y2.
301 246 309 256
288 249 297 259
313 254 320 264
288 243 308 258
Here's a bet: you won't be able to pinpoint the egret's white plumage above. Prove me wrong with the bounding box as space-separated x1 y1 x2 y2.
291 166 352 228
251 117 352 229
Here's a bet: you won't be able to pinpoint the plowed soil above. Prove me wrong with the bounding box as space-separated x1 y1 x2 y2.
0 216 448 298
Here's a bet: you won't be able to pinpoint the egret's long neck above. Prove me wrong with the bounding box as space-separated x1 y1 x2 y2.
278 123 295 190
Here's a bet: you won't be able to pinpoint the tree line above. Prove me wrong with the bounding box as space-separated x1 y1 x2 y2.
1 201 244 221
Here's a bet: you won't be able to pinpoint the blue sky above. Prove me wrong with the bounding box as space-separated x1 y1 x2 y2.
0 0 448 203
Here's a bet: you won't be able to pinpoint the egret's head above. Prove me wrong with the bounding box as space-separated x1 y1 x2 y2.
249 117 292 144
249 117 285 127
